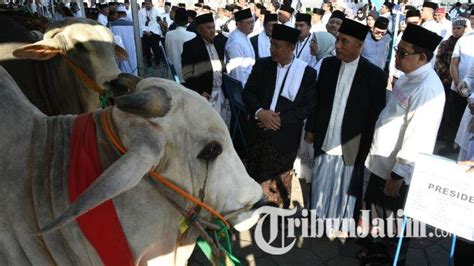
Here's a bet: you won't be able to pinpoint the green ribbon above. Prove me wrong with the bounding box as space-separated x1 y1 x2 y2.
99 89 112 109
197 220 241 266
99 96 109 109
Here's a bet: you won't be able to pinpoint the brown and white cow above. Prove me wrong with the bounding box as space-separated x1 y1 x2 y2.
0 67 263 265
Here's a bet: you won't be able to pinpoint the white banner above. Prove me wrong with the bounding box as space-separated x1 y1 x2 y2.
404 154 474 241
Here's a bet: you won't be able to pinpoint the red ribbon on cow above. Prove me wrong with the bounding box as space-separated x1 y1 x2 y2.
68 113 134 266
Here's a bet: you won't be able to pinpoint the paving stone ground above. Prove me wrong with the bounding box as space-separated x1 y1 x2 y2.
187 142 457 266
147 65 458 266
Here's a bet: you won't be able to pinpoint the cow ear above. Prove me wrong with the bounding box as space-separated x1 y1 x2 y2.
12 39 62 60
115 44 129 60
115 87 171 118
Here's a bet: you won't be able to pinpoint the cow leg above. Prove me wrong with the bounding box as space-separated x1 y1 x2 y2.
141 36 152 67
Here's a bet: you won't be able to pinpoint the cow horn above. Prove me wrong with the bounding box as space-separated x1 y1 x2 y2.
36 145 163 235
109 73 142 97
115 87 171 118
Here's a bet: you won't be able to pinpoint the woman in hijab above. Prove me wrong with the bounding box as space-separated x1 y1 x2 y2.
308 31 336 76
293 31 336 184
355 7 367 24
366 11 378 29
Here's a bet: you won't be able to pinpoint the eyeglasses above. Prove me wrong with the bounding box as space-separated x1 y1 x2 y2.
373 29 386 35
394 46 420 58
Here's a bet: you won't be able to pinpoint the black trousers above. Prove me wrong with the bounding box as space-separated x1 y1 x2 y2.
454 239 474 266
439 87 467 144
363 174 411 264
141 33 162 66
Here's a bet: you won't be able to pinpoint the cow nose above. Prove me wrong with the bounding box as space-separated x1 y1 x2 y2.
107 78 128 97
252 198 267 210
108 73 142 97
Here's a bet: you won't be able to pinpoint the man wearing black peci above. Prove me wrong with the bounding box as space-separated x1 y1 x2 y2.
243 24 317 208
305 18 387 239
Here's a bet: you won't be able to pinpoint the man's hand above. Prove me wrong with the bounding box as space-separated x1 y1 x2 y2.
458 160 474 173
257 109 281 131
304 132 314 144
383 179 404 197
468 102 474 115
201 91 211 100
468 117 474 134
456 81 469 97
387 75 395 91
457 81 467 91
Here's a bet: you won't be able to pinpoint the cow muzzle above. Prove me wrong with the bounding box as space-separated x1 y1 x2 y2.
107 73 143 97
252 198 267 210
225 196 265 232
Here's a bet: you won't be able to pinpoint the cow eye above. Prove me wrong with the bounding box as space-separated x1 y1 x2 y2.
197 141 222 161
74 42 87 52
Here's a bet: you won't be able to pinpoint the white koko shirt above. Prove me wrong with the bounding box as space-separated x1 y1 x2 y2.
365 63 445 184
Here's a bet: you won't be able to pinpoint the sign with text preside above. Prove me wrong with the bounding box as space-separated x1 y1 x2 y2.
404 154 474 241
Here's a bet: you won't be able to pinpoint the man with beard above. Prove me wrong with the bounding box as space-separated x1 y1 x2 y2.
434 7 452 40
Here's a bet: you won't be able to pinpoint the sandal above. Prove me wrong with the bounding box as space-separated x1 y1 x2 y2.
358 242 391 265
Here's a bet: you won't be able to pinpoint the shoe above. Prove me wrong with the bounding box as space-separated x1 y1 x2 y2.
358 245 391 266
437 134 448 142
327 228 337 241
437 145 460 156
336 231 349 243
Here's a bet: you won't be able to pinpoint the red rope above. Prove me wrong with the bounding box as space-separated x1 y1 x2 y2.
60 53 105 96
99 109 230 228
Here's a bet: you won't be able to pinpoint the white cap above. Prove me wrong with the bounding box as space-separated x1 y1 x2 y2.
117 5 127 12
208 2 218 10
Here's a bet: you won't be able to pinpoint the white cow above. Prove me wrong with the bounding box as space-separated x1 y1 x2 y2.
0 68 263 265
0 17 127 115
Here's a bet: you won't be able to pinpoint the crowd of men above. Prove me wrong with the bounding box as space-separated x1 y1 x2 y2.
111 1 473 264
7 0 474 264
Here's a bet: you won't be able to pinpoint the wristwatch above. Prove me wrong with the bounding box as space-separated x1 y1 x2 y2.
254 108 262 120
